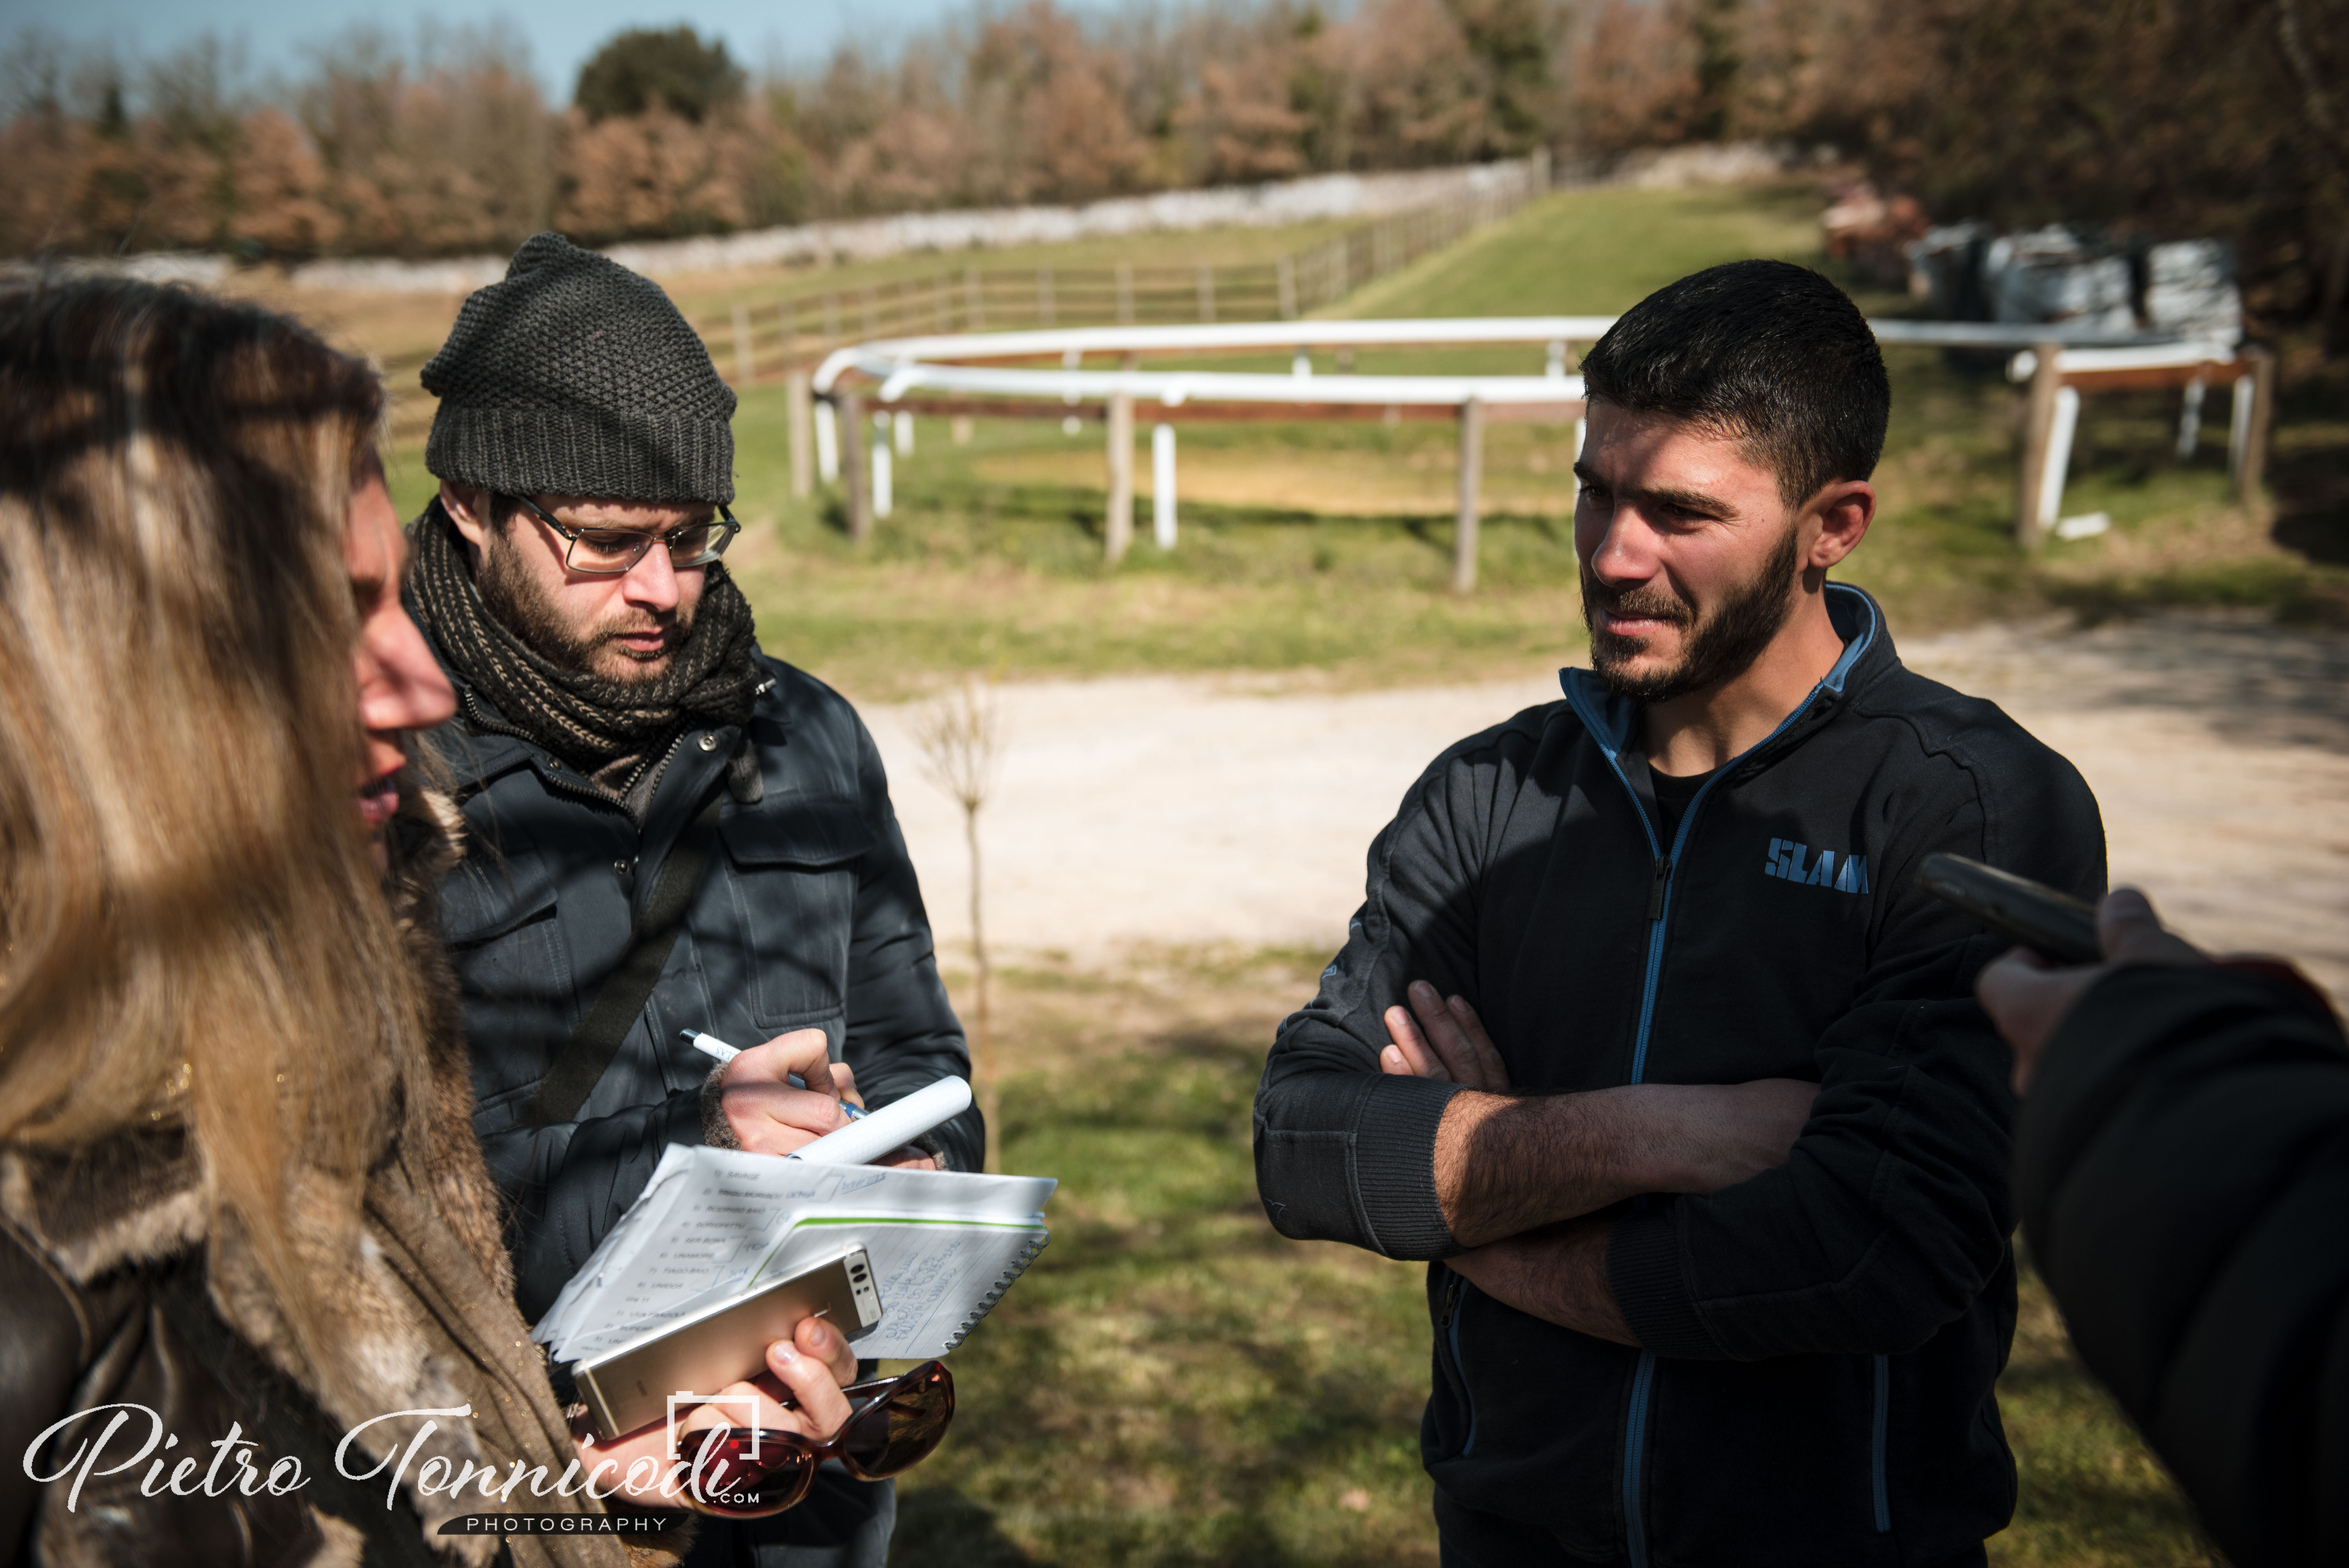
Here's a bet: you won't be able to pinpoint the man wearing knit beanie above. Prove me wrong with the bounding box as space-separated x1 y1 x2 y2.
405 233 980 1568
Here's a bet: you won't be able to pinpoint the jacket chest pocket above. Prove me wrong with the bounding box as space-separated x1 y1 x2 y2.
716 800 873 1030
440 851 577 1108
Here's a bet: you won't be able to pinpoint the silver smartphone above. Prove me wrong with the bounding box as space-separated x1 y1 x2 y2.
572 1248 884 1440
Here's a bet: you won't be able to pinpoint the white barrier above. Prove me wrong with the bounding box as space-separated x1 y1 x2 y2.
812 316 2243 564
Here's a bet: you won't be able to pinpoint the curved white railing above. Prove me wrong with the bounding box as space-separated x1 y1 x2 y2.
800 315 2257 573
810 315 2227 399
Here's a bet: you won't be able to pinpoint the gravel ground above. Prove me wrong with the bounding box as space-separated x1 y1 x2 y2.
865 613 2349 1007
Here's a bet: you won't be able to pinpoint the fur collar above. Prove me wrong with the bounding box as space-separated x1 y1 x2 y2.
1 783 656 1568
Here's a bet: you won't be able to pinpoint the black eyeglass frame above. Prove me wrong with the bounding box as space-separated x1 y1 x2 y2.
502 493 740 575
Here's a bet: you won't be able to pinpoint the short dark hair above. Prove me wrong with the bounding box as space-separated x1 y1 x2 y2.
1579 260 1889 508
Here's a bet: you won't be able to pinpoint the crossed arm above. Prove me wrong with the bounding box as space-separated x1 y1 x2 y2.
1379 982 1816 1345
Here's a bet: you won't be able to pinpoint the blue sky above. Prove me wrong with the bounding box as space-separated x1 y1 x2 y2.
0 0 1129 99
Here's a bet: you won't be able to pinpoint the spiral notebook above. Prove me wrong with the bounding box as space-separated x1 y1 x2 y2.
535 1147 1055 1365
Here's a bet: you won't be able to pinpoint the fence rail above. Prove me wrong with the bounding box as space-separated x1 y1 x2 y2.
690 178 1538 387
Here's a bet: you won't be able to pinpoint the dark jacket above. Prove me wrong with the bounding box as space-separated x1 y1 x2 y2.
422 649 981 1323
1254 585 2106 1567
2016 962 2349 1568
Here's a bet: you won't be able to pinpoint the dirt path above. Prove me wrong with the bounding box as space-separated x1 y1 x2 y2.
864 613 2349 1006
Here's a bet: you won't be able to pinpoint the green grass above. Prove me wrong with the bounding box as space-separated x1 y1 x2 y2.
890 949 2218 1567
1333 182 1829 319
385 178 2342 699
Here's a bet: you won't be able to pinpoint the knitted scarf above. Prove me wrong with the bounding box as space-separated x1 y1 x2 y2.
407 501 763 776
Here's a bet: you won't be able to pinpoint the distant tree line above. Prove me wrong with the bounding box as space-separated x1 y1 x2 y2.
1 0 2340 335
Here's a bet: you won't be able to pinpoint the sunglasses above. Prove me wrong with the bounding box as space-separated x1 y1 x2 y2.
674 1360 955 1517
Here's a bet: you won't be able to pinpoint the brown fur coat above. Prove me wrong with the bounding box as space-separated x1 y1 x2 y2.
0 790 693 1568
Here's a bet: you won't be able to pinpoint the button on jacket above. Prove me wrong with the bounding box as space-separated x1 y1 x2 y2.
1254 586 2106 1566
425 652 980 1322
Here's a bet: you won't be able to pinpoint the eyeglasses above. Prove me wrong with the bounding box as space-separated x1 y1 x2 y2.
673 1360 955 1518
503 494 740 575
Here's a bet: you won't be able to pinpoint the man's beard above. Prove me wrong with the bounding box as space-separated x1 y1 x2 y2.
478 535 690 684
1581 524 1803 704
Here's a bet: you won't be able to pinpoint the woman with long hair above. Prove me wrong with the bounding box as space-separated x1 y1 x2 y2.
0 277 854 1566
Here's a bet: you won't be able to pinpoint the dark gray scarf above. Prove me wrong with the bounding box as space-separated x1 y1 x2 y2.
406 502 763 779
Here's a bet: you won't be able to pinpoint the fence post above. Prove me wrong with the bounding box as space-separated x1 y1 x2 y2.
1106 391 1135 563
815 400 839 482
1116 263 1134 325
1277 255 1297 320
2015 342 2062 549
966 267 984 331
1038 269 1055 326
1196 265 1215 323
872 413 894 520
730 303 754 386
2236 347 2277 508
1152 422 1177 549
1105 355 1138 562
841 392 871 543
1454 398 1484 593
787 370 813 500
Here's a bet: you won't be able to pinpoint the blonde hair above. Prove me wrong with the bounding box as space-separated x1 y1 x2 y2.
0 276 435 1377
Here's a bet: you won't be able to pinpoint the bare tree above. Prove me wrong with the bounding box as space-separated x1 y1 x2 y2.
913 677 1006 1171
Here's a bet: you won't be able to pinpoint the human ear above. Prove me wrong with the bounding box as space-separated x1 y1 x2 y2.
438 479 496 554
1807 480 1875 570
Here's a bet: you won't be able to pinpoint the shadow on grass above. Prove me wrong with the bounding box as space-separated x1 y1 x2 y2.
891 1485 1042 1567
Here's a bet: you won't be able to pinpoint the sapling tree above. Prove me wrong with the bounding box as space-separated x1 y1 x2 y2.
914 676 1005 1170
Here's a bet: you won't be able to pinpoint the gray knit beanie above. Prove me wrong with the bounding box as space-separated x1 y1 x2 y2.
422 232 736 504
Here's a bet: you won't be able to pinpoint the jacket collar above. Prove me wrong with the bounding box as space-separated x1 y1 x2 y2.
1559 581 1892 773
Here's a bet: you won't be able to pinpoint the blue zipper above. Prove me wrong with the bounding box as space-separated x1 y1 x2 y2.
1571 684 1731 1568
1871 1354 1891 1531
1560 586 1879 1568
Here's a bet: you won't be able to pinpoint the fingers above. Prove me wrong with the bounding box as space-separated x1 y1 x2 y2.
1444 990 1511 1090
727 1028 836 1095
1406 982 1510 1092
722 1030 851 1155
1975 946 2049 1037
1382 1005 1443 1079
1975 945 2103 1097
830 1061 866 1111
2098 887 2205 966
763 1334 853 1438
721 1082 853 1156
796 1313 860 1388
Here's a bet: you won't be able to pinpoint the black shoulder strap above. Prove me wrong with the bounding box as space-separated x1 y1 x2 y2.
527 792 726 1128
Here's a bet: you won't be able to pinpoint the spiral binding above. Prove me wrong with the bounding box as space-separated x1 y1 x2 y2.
939 1233 1051 1353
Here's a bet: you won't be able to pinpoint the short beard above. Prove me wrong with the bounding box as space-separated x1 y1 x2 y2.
476 526 690 684
1582 524 1803 704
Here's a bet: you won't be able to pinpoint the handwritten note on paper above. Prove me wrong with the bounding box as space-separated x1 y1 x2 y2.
536 1146 1055 1364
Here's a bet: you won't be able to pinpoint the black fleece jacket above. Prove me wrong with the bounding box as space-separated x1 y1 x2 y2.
2017 963 2349 1568
1253 585 2106 1566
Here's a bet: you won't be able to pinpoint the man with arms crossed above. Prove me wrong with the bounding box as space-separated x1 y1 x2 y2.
1255 261 2103 1566
406 233 979 1567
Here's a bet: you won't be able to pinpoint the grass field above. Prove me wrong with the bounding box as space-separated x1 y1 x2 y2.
891 950 2220 1567
362 181 2344 701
